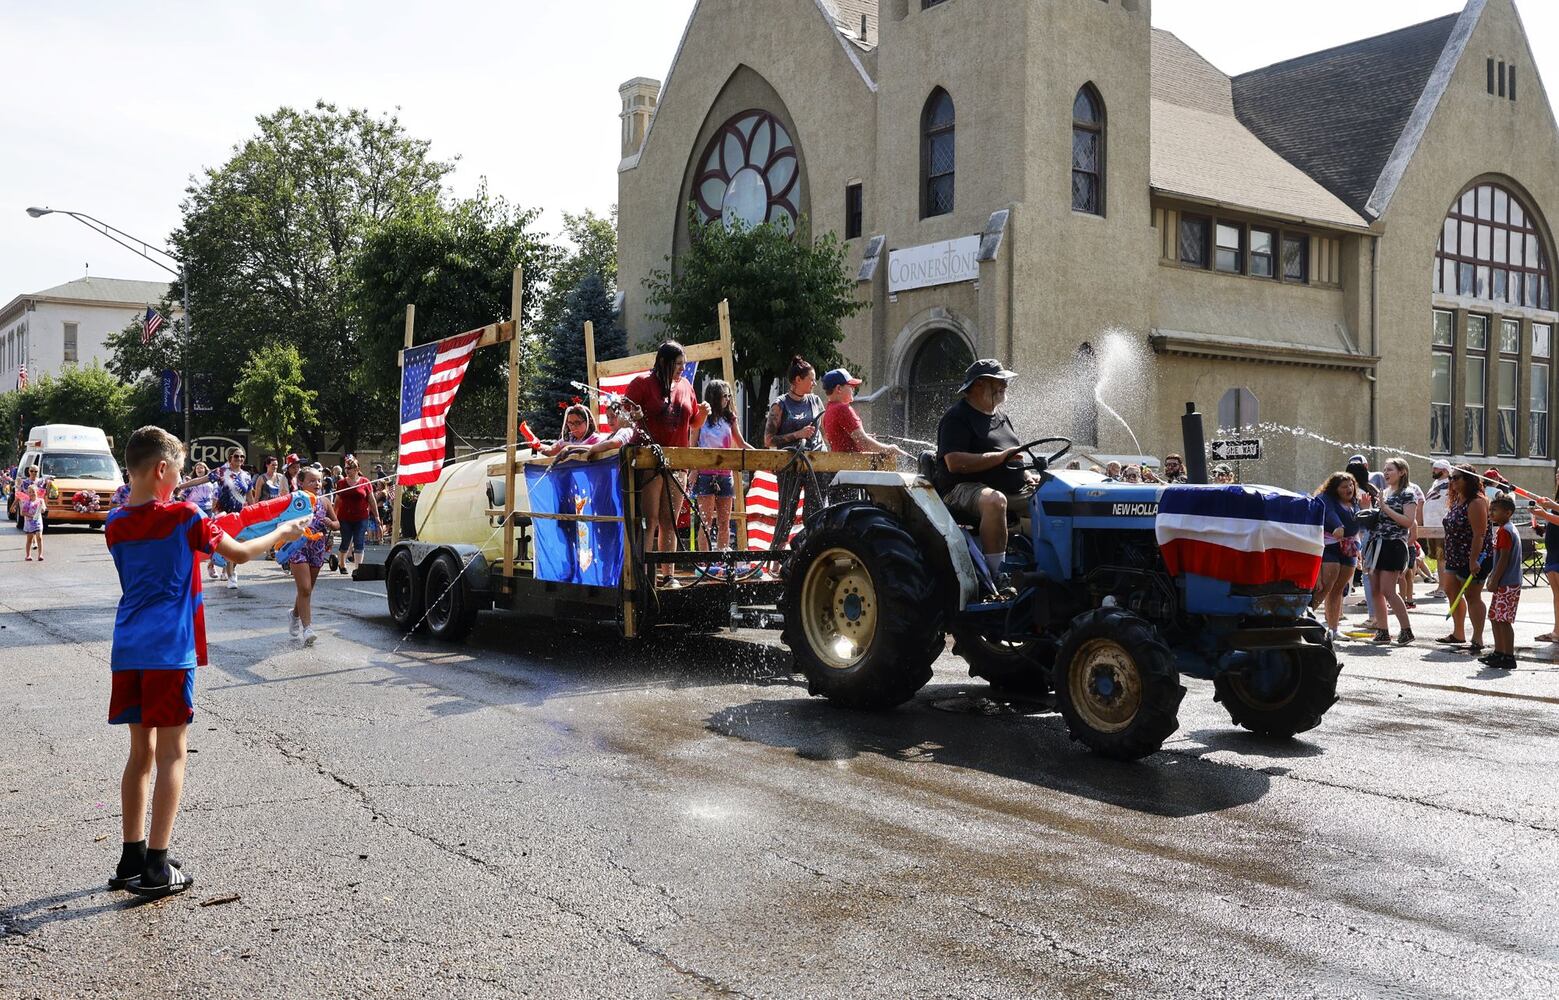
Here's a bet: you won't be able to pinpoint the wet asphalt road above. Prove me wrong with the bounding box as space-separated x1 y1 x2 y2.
2 528 1558 999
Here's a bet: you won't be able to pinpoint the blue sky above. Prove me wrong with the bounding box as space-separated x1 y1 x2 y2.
3 1 1550 296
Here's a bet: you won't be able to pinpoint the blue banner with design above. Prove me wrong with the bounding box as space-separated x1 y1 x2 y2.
523 458 625 586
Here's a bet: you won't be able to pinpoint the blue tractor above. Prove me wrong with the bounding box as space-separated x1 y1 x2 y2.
779 437 1342 760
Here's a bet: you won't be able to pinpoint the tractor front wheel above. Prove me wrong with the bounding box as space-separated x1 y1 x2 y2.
1214 645 1341 737
1052 609 1184 760
781 503 943 709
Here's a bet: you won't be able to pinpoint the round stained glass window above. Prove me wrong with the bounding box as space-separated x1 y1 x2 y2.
694 111 800 232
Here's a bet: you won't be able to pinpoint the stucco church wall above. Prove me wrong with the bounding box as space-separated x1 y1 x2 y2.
617 0 877 346
1153 261 1354 352
1375 0 1559 495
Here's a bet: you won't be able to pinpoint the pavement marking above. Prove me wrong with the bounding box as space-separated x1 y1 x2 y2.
344 587 383 598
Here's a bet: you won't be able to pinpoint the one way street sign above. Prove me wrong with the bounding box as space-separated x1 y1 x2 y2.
1210 439 1262 461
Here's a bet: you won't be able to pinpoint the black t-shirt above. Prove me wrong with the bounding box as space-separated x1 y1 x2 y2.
934 399 1025 494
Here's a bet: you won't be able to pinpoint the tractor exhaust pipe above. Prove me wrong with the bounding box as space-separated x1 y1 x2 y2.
1182 402 1208 485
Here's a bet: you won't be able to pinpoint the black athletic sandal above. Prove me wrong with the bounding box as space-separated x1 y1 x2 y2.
1434 635 1465 645
126 864 194 898
109 856 181 891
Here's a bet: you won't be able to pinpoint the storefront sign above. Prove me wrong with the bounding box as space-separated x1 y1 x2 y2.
888 236 981 294
189 434 250 470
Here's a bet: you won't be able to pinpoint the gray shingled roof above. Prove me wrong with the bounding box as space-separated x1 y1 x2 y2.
1231 13 1461 217
819 0 876 47
1150 30 1370 230
29 276 172 305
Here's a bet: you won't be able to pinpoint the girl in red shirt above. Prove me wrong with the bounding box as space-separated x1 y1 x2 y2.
625 341 709 587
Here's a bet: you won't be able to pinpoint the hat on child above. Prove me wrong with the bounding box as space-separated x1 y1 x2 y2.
821 368 863 392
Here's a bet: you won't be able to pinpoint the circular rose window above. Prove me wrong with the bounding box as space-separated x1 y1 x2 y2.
693 111 800 231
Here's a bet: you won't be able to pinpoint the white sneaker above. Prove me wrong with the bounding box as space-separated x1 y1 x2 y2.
289 611 301 637
226 577 238 590
301 627 317 647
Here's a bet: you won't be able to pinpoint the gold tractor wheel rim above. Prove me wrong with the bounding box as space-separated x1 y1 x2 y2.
1068 639 1144 734
800 547 878 670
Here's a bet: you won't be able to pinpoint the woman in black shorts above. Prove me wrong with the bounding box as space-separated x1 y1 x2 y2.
1366 457 1419 645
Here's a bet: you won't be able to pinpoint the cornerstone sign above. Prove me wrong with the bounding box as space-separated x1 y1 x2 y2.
888 235 982 294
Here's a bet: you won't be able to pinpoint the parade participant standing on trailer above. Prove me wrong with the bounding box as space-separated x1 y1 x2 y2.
333 455 379 574
691 379 749 555
764 356 828 551
625 341 706 587
213 448 253 590
1438 465 1492 653
20 484 44 561
287 466 340 646
575 400 641 460
934 359 1033 583
1366 458 1418 645
106 426 306 897
821 368 909 459
1481 494 1522 670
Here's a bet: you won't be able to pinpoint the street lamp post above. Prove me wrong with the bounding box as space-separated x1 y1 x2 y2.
25 207 194 446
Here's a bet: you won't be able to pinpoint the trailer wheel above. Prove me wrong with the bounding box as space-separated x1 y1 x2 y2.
386 550 425 633
952 628 1054 696
423 552 479 642
1214 645 1341 738
1052 609 1184 761
781 502 942 709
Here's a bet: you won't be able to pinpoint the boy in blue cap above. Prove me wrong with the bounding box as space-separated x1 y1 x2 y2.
821 368 908 458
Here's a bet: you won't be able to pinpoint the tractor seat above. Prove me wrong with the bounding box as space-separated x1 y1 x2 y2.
917 450 937 483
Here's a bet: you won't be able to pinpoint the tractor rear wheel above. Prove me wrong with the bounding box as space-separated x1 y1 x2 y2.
1052 609 1184 760
952 627 1054 696
1214 644 1341 737
386 549 426 633
781 502 942 709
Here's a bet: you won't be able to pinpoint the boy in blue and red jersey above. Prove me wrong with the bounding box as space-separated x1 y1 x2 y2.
106 426 306 897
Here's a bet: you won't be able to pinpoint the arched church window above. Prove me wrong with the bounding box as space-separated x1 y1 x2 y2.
921 89 955 219
1434 182 1551 309
693 111 800 231
1072 85 1105 215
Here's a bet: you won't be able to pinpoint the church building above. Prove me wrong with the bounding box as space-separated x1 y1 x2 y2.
616 0 1559 491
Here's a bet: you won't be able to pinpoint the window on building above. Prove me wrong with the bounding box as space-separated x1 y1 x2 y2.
1509 64 1517 101
1466 314 1489 455
1431 310 1455 455
63 322 78 364
1282 234 1309 282
1215 223 1244 274
845 183 863 240
1071 85 1104 216
1497 319 1520 456
1179 216 1209 269
1534 323 1552 458
921 88 955 219
1249 228 1276 278
1435 182 1551 309
923 0 949 8
1498 60 1507 98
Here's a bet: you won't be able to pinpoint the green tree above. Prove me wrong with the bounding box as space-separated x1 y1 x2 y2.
535 207 618 338
233 343 320 456
0 365 135 457
532 272 627 437
643 214 866 430
110 100 453 452
354 185 561 447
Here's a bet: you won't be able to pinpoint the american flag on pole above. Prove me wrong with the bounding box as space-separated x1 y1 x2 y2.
16 363 26 390
398 329 483 485
141 306 165 346
745 471 803 550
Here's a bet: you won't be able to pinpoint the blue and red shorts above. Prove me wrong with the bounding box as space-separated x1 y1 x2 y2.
109 669 195 728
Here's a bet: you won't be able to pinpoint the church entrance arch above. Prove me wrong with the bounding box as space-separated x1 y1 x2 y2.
905 328 975 443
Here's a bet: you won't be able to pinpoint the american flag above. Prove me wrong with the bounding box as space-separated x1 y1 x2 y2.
398 329 483 485
745 471 803 550
16 363 26 390
141 306 164 346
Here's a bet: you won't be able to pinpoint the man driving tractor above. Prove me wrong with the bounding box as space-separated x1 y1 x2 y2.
933 359 1038 583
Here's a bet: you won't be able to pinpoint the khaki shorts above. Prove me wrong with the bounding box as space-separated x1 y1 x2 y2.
943 481 1030 522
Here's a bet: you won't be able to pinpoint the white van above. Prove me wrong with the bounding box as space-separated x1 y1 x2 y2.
12 424 123 529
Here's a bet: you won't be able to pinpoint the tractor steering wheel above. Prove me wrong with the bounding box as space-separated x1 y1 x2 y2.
1011 437 1072 472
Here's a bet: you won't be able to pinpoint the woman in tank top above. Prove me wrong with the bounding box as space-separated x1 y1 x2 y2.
763 357 828 550
1437 465 1492 652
